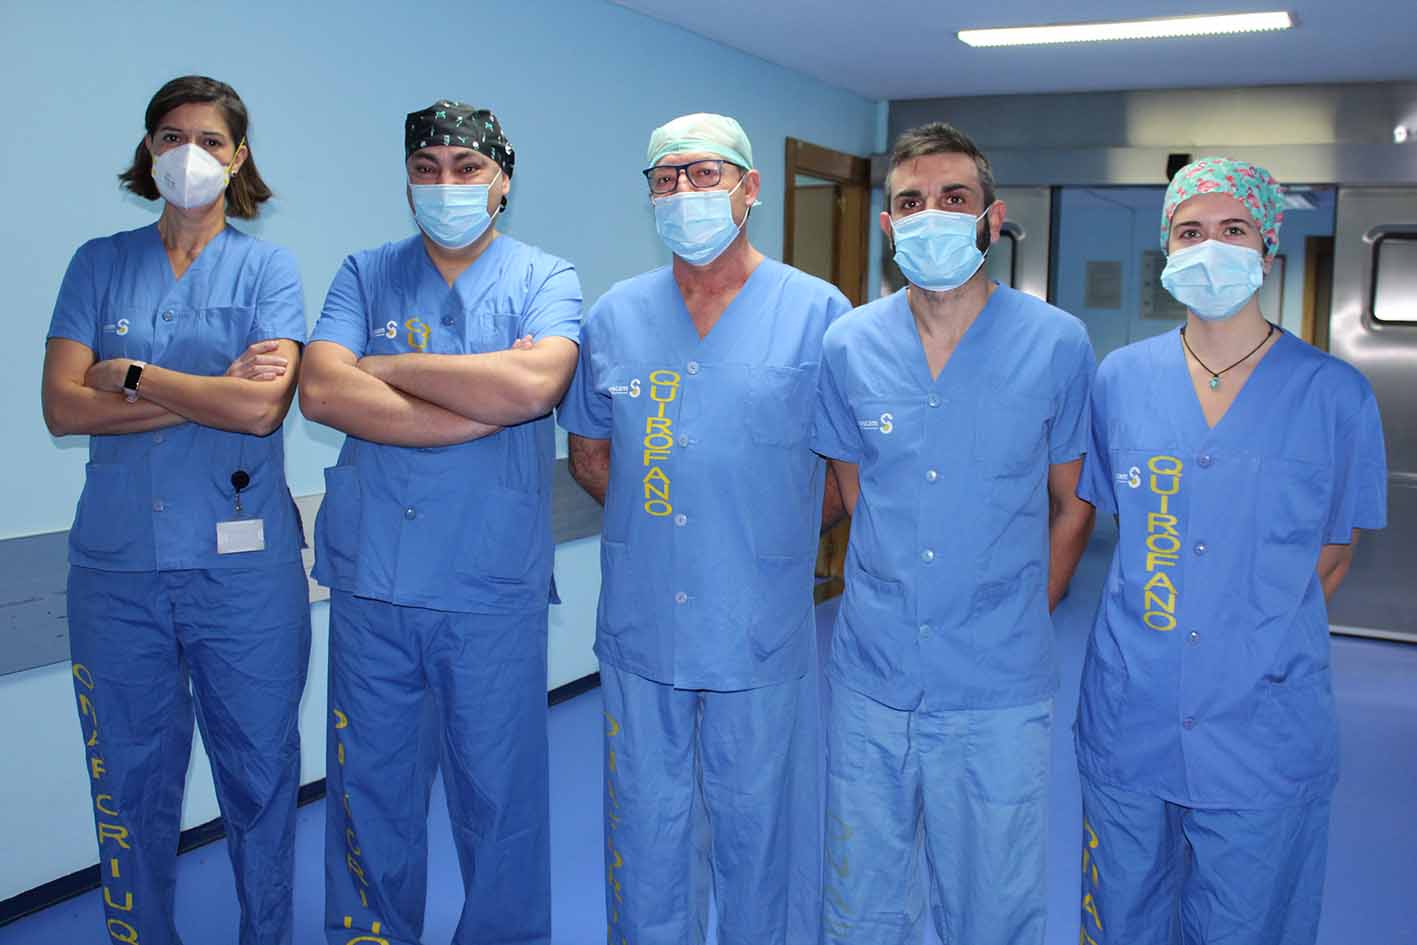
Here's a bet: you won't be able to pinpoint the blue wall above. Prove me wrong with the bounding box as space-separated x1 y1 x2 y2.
0 0 879 900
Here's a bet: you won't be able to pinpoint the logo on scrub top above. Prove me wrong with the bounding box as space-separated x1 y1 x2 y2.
608 378 642 398
103 319 131 336
1115 466 1142 489
405 317 430 351
373 320 398 340
857 412 894 435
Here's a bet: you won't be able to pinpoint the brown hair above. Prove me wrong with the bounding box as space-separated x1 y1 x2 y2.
885 122 996 210
118 76 272 219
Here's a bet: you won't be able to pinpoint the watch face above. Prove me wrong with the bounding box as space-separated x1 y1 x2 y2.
123 362 143 391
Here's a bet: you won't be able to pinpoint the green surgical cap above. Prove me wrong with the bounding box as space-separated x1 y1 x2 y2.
646 113 754 170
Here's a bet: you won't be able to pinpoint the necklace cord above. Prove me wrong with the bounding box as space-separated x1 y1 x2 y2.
1181 322 1275 380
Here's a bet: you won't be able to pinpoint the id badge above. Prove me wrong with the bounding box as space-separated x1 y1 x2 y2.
217 518 266 554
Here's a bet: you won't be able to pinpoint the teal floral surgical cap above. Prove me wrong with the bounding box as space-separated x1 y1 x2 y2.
1161 157 1284 258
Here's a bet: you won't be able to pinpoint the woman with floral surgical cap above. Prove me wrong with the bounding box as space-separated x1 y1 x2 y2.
1072 157 1388 945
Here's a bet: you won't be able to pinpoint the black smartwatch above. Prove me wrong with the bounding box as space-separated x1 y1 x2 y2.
122 361 145 403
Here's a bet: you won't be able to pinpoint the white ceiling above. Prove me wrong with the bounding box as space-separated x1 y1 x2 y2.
612 1 1417 101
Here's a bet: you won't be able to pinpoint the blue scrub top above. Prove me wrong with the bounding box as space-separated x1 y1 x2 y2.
558 259 850 690
813 285 1095 711
1076 328 1387 808
309 234 581 614
48 224 307 572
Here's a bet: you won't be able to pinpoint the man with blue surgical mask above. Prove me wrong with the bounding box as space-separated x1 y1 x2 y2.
299 100 581 945
559 112 851 945
812 121 1097 945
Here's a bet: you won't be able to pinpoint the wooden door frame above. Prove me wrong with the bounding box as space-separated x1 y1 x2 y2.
783 137 872 305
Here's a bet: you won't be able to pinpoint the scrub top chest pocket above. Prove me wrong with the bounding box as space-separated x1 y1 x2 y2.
972 393 1051 477
745 365 813 447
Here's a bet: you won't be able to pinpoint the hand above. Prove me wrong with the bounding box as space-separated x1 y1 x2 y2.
225 340 289 381
83 358 134 394
511 334 534 351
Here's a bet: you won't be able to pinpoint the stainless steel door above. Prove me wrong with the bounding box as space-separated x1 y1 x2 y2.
1327 187 1417 642
993 186 1051 301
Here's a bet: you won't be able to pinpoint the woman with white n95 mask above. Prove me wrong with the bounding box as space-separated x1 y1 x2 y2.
1072 157 1388 945
40 75 311 945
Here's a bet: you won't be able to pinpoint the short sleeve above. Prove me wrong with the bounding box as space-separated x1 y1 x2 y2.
521 258 582 345
825 288 853 329
47 242 102 351
555 301 609 439
811 340 865 463
1077 371 1115 514
249 246 307 345
1325 391 1388 542
1049 328 1096 464
309 255 371 356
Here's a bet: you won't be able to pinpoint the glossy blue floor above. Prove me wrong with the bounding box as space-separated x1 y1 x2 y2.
3 529 1415 944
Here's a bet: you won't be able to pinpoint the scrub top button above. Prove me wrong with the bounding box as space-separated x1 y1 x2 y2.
153 432 164 444
925 469 939 483
1194 541 1208 556
686 361 700 375
677 434 689 447
162 310 174 322
674 513 687 527
1182 717 1196 730
927 393 942 407
918 623 932 638
441 315 455 326
404 507 417 520
920 548 936 563
152 500 164 512
674 591 688 604
1198 453 1214 468
1188 631 1200 645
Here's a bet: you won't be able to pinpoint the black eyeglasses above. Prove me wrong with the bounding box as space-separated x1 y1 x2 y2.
643 159 738 196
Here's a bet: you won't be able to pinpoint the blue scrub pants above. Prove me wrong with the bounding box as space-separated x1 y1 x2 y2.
67 564 311 945
600 662 820 945
822 682 1052 945
1078 775 1331 945
324 592 550 945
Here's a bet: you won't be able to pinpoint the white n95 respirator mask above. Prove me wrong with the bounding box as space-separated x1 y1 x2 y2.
151 143 234 210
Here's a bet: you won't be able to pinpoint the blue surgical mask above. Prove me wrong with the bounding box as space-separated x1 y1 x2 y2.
1161 240 1265 321
410 170 502 250
653 176 747 266
891 206 992 292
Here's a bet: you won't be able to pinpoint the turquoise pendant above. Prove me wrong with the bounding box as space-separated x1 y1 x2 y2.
1208 376 1220 391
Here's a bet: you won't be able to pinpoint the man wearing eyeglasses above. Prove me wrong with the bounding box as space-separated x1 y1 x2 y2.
300 101 581 945
560 113 850 945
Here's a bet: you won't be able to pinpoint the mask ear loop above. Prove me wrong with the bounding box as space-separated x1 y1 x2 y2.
226 137 247 180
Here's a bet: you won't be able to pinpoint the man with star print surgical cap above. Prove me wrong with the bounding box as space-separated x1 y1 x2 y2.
559 111 851 945
299 100 581 945
1072 156 1387 945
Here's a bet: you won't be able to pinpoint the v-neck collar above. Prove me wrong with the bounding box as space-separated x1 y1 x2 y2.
900 282 1006 390
150 222 228 288
416 232 510 298
665 257 776 358
1171 325 1291 438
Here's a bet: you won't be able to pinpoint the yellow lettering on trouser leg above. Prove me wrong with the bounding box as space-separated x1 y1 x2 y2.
73 663 96 690
1083 892 1104 931
107 918 140 944
96 794 119 816
103 886 134 912
98 823 130 849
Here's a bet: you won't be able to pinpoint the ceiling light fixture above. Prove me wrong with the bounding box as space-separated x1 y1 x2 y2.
958 11 1293 47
